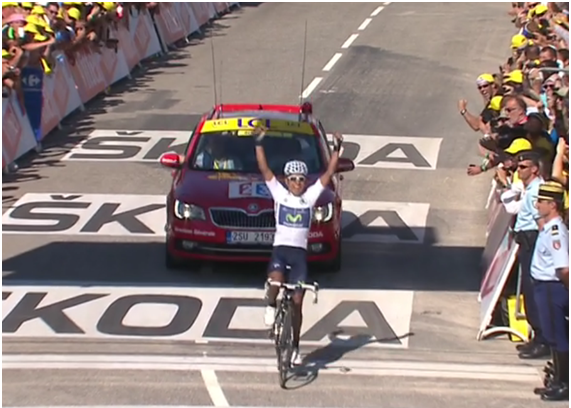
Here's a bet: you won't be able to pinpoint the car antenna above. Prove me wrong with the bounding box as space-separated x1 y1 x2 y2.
219 59 223 110
298 19 309 121
209 29 219 110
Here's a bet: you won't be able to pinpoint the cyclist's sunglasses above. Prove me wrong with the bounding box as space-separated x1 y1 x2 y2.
287 176 306 183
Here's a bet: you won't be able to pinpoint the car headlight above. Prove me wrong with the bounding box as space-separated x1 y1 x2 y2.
174 200 206 220
313 202 333 223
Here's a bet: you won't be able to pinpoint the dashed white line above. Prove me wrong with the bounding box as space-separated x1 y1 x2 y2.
358 18 372 30
383 1 391 5
371 6 384 16
201 369 230 407
301 77 323 98
323 53 343 72
341 33 359 49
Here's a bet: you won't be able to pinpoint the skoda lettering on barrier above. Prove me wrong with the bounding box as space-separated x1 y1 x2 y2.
61 130 442 170
2 286 414 348
2 194 430 244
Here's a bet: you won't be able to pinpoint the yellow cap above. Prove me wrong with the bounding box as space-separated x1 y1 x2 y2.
20 2 33 9
31 5 45 15
504 138 532 155
489 96 503 112
56 8 64 19
477 73 495 85
2 2 19 7
2 49 11 58
33 33 47 41
504 69 524 84
23 23 39 34
67 7 81 20
102 2 116 11
534 4 549 16
511 34 528 49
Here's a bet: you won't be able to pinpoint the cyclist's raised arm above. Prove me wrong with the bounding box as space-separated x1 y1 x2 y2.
319 132 343 187
254 125 275 182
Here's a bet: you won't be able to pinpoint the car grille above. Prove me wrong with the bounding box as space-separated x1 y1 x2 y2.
210 208 275 229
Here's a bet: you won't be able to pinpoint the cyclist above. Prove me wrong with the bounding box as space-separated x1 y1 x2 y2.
253 124 343 365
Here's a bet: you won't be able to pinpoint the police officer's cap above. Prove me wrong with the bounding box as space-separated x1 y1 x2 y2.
516 150 541 165
538 181 565 202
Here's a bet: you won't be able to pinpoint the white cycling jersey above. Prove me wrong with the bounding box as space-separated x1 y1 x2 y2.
265 177 324 250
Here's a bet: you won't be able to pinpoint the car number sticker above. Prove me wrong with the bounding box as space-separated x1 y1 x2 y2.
228 182 271 199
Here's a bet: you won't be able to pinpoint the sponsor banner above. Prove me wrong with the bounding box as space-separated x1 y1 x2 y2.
61 130 442 171
20 66 44 141
2 194 430 244
2 285 414 348
117 9 163 71
40 54 83 139
477 204 519 340
152 3 200 48
67 45 130 105
190 2 214 26
2 93 37 169
212 2 230 14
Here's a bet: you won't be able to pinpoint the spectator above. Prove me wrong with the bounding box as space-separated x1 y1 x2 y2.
459 74 499 133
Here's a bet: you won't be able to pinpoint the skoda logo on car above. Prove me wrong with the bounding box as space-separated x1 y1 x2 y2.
247 203 259 213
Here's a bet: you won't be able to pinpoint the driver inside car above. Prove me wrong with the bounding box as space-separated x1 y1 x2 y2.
195 135 243 170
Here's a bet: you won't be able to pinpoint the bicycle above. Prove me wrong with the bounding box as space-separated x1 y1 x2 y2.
265 278 319 389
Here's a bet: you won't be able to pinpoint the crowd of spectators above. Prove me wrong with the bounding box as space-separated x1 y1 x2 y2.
461 2 569 225
1 2 157 101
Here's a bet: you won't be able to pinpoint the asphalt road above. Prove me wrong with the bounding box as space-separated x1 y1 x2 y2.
2 2 558 408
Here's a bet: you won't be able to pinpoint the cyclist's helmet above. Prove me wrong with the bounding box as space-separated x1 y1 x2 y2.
284 160 308 176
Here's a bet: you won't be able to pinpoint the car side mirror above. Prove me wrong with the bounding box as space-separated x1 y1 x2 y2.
336 157 355 173
159 152 183 169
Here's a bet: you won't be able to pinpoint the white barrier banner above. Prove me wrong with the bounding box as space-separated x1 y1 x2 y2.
2 94 37 168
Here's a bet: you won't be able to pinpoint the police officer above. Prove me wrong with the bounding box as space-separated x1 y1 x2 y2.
531 180 569 401
501 151 549 359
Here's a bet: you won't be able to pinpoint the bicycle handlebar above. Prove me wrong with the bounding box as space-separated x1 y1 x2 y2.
265 279 320 304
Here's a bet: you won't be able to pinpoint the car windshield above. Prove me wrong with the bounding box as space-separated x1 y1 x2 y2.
189 131 324 175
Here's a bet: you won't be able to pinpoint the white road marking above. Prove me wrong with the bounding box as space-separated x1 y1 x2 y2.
358 18 372 31
371 6 384 16
301 77 323 98
341 33 359 49
201 369 230 407
322 53 343 72
383 1 391 5
3 354 542 383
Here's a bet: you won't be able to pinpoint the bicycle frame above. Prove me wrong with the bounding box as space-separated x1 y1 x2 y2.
264 279 319 389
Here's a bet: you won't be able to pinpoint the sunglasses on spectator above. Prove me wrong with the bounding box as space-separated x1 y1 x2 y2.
477 84 490 90
505 107 518 112
287 176 306 183
517 164 531 170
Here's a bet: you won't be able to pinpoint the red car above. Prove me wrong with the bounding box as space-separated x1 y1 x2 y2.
159 103 355 272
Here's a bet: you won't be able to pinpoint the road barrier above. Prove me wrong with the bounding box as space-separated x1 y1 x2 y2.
2 2 240 172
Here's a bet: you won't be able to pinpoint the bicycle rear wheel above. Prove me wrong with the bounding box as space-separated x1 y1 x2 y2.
277 303 294 389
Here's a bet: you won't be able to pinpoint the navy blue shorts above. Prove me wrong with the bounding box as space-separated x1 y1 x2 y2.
267 245 308 284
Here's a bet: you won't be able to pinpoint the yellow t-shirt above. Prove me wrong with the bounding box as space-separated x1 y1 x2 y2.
563 170 569 211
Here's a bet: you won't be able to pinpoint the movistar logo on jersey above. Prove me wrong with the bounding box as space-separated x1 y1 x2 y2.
286 213 303 223
278 205 310 228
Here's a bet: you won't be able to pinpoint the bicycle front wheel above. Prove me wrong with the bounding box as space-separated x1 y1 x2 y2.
277 304 294 389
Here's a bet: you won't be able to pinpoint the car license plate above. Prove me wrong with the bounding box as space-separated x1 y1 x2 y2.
227 231 274 244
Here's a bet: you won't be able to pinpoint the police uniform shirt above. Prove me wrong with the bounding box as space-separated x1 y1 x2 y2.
514 177 543 232
531 217 570 281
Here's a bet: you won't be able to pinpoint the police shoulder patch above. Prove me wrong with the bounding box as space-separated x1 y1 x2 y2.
551 224 559 236
553 239 561 250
